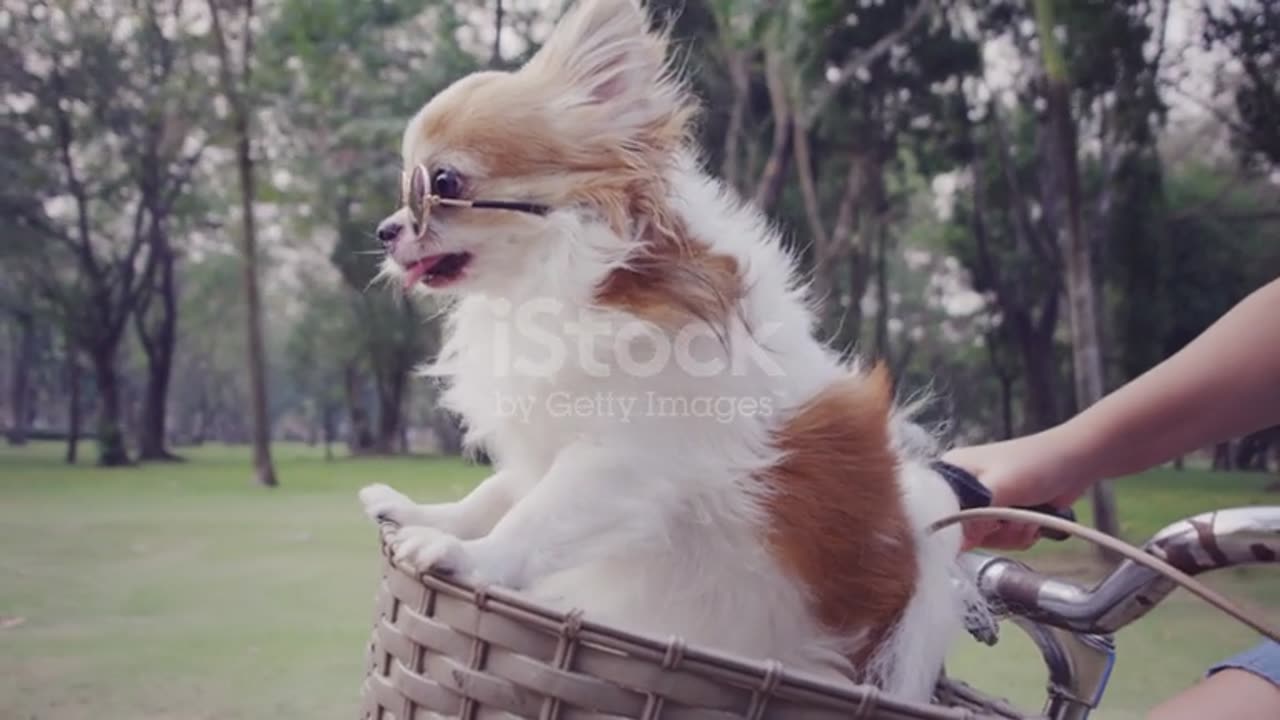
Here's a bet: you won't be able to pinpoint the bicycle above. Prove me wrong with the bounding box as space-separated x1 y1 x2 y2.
359 505 1280 719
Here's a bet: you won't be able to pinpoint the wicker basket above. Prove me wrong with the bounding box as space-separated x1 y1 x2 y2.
361 529 1040 720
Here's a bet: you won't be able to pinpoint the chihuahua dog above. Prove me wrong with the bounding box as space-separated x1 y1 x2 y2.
360 0 968 700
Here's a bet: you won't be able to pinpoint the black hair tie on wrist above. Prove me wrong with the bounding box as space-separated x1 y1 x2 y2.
930 460 1075 541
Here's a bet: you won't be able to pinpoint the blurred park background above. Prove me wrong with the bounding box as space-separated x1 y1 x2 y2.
1 0 1278 718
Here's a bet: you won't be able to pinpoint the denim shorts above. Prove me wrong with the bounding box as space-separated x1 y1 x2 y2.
1208 640 1280 687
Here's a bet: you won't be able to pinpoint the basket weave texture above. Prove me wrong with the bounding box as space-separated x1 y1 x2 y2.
361 529 1041 720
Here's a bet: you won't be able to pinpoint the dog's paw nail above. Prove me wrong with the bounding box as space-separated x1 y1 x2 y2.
386 527 463 576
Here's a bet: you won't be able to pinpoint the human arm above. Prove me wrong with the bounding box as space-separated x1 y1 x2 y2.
945 278 1280 549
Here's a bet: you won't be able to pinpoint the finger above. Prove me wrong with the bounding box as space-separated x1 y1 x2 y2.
976 522 1041 551
961 519 998 552
1008 523 1041 550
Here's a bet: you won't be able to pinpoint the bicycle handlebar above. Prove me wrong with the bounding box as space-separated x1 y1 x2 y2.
962 506 1280 635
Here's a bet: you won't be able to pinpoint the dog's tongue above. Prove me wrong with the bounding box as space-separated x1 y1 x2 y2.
402 255 446 288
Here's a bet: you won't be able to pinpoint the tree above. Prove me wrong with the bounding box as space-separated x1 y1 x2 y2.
120 1 211 462
1031 0 1116 541
285 285 354 461
0 2 207 466
62 324 83 464
263 0 463 454
4 308 35 446
1203 1 1280 170
948 103 1067 433
693 0 978 354
168 251 252 447
1 220 86 461
208 0 278 486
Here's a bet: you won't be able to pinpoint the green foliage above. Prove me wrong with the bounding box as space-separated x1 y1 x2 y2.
1156 165 1280 352
168 251 250 442
1204 1 1280 169
258 0 473 451
284 284 360 434
2 0 1278 454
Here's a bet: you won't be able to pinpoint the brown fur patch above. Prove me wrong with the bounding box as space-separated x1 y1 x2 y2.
760 364 917 674
594 217 743 332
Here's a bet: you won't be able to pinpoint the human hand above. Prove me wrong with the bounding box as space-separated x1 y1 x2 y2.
941 427 1093 551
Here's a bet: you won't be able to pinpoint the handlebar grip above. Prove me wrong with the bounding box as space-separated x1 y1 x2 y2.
930 460 1076 542
1014 504 1076 541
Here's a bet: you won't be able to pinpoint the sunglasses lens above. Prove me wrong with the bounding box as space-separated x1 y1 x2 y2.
408 165 428 225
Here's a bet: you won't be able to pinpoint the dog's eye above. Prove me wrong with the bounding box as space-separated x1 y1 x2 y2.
432 168 463 199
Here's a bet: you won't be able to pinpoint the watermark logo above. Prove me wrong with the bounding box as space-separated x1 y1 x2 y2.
495 390 776 425
474 297 788 379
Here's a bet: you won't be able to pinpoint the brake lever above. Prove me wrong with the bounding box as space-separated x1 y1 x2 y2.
930 460 1074 541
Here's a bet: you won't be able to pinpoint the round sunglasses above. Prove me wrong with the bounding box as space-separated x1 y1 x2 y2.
403 164 549 240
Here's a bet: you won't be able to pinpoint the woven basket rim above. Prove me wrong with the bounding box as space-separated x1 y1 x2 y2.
366 524 1039 719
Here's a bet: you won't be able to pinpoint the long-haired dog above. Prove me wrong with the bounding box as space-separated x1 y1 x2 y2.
360 0 968 699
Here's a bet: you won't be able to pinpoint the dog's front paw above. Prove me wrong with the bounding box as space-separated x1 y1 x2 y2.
387 528 523 588
387 526 465 576
359 483 425 526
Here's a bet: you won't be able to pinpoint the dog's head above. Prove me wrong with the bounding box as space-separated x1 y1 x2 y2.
377 0 697 301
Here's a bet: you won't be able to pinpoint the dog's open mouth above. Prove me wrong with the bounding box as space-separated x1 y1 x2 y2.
402 252 473 289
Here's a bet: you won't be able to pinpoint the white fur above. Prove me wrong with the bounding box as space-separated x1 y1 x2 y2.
362 0 968 700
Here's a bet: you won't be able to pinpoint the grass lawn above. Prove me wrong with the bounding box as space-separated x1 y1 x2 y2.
1 442 1277 719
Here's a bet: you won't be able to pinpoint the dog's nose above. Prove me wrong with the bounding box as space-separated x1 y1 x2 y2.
376 220 402 247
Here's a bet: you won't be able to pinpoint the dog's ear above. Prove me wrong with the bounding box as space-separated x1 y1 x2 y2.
525 0 685 141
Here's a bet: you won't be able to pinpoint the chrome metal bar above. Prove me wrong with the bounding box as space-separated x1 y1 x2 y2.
1005 617 1115 720
961 506 1280 635
1093 506 1280 632
959 506 1279 719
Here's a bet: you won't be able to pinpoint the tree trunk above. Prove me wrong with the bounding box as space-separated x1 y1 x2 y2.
65 335 81 464
374 371 406 454
983 331 1017 441
234 122 276 486
1034 0 1116 547
136 243 181 462
138 358 179 461
193 390 208 445
322 402 335 461
490 0 504 68
753 49 792 214
1008 312 1059 432
721 49 750 192
7 311 35 445
431 408 465 456
872 200 890 360
1235 427 1278 471
1212 441 1234 471
89 347 130 466
835 253 870 351
998 375 1014 441
209 0 276 487
344 364 374 454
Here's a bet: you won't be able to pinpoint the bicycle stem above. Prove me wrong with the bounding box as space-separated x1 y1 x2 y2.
1009 618 1115 720
959 553 1117 719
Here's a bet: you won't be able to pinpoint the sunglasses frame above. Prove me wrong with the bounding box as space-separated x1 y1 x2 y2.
403 164 550 240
